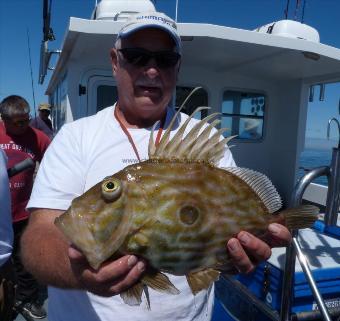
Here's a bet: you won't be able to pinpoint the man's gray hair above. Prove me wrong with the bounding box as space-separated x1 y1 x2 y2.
115 38 122 50
0 95 30 119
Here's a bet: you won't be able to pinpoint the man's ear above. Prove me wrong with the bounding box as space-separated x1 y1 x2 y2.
176 60 181 80
110 48 118 75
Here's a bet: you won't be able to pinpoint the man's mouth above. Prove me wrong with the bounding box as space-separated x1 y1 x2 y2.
136 85 161 97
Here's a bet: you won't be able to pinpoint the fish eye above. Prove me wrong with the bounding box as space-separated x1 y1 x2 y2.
101 178 122 201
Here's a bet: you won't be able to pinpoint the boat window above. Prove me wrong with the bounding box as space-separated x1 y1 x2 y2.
175 86 208 120
97 85 118 112
221 91 265 140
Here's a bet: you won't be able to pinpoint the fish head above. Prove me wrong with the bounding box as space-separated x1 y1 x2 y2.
55 173 133 251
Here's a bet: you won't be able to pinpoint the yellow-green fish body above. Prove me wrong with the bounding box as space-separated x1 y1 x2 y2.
55 107 318 306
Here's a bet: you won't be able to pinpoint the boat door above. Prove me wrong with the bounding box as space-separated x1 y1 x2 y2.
86 75 118 116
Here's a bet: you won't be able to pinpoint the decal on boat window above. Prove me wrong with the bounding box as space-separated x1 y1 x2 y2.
221 90 265 141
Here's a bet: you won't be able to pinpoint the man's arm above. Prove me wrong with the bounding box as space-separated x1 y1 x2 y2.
21 209 146 297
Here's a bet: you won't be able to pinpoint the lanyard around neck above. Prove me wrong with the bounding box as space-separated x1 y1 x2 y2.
114 106 166 162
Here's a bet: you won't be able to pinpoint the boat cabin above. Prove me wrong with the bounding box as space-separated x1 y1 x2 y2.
40 0 340 205
39 1 340 320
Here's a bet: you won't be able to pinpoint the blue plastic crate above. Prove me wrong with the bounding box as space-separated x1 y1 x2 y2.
213 229 340 320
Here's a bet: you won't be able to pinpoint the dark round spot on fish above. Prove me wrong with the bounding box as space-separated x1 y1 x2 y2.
179 205 199 225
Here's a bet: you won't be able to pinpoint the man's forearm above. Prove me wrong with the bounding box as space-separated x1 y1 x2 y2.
21 209 82 289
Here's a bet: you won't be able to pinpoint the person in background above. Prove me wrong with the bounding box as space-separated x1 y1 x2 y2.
21 12 291 321
30 103 54 140
0 148 12 267
0 149 14 321
240 118 261 140
0 95 50 320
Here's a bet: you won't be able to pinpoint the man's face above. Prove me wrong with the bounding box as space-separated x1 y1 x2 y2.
111 28 180 124
39 109 50 120
2 113 30 136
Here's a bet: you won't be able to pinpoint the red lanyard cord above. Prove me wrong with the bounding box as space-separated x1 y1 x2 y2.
114 106 166 162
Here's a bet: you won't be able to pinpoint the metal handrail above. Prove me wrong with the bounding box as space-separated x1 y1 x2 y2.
325 118 340 226
280 166 332 321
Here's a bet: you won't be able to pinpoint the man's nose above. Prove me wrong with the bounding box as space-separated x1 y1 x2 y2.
144 58 160 78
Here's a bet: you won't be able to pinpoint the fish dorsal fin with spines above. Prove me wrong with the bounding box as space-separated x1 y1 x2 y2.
148 106 234 166
223 167 282 214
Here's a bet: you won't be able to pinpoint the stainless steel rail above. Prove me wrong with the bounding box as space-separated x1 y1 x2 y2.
280 166 332 321
325 118 340 226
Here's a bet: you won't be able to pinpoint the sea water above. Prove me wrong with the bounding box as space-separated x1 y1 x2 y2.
298 148 334 186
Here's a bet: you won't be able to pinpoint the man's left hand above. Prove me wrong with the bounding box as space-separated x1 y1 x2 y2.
227 223 291 274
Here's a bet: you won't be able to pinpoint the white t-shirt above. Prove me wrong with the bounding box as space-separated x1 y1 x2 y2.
28 105 235 321
0 148 13 267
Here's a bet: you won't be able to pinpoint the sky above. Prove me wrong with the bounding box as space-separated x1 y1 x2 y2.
0 0 340 142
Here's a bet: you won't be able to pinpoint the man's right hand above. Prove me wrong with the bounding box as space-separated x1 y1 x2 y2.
68 246 146 297
21 209 146 294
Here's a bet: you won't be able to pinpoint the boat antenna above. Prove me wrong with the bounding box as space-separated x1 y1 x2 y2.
294 0 301 20
43 0 55 42
26 28 37 118
284 0 290 19
175 0 179 22
301 0 307 23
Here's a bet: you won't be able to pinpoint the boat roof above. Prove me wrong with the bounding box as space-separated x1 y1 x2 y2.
46 17 340 94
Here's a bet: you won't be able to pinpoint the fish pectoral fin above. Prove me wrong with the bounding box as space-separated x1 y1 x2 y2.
186 269 220 295
142 270 180 295
120 282 144 306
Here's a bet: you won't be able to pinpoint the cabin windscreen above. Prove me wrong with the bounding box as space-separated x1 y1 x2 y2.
175 86 208 120
221 91 265 140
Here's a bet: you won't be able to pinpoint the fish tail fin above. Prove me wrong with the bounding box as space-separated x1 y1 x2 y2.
279 205 319 230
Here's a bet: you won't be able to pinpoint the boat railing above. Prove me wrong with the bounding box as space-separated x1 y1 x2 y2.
325 118 340 226
281 166 331 321
281 140 340 321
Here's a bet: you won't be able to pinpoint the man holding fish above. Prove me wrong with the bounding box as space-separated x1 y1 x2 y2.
21 11 297 321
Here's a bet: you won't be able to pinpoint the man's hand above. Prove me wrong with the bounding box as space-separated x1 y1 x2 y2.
227 223 292 274
68 246 146 297
21 209 147 294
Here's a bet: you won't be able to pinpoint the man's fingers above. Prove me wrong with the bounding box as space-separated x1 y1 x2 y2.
68 245 86 261
227 231 274 274
109 260 146 294
267 223 292 247
227 238 255 274
74 255 146 297
89 255 141 283
237 231 272 262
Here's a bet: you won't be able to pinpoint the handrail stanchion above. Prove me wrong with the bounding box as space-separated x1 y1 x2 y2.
325 117 340 226
280 166 332 321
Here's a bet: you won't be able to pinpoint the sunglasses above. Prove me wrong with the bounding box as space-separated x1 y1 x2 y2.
118 48 181 69
4 116 31 127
